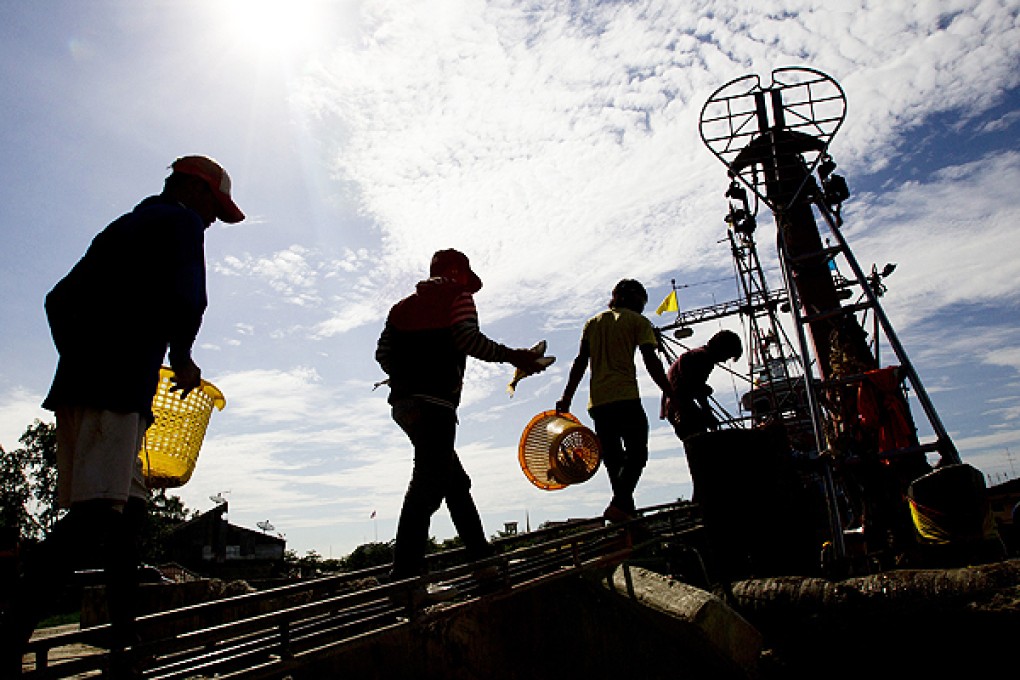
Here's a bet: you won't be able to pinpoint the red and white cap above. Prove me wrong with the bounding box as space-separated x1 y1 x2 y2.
171 155 245 224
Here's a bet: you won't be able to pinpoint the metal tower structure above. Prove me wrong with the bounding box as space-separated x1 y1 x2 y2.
698 67 958 463
672 66 971 570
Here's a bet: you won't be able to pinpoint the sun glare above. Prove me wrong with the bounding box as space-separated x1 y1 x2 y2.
222 0 332 58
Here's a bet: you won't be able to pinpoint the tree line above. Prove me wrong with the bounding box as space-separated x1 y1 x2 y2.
0 420 195 564
2 420 523 575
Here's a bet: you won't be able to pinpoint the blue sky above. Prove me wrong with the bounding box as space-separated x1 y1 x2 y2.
1 1 1018 558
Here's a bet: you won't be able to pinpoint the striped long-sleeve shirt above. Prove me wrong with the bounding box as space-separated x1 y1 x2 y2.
376 276 510 409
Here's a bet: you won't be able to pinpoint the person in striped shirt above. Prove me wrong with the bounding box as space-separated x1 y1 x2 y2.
376 249 548 581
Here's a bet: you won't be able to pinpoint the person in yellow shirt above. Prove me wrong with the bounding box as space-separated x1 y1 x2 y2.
556 279 674 522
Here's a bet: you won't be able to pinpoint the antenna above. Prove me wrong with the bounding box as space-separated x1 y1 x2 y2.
209 490 231 505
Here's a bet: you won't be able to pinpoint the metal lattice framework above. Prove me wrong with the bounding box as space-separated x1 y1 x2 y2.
699 66 846 211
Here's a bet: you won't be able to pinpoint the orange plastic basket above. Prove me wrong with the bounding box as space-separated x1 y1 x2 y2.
518 410 601 490
139 366 226 489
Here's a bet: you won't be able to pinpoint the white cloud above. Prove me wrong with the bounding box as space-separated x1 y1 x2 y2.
215 246 323 307
300 0 1020 337
213 366 327 424
0 387 50 452
3 0 1019 558
846 151 1020 328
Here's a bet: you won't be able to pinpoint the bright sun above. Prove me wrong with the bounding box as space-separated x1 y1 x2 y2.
222 0 337 59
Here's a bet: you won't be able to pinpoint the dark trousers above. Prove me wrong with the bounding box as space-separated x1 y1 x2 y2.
391 399 492 577
669 397 715 441
589 399 649 513
1 497 145 669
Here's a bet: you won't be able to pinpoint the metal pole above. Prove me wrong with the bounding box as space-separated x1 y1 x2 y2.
815 203 960 465
776 231 847 564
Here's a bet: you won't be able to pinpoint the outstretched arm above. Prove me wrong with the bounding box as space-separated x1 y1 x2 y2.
450 293 548 374
452 319 548 373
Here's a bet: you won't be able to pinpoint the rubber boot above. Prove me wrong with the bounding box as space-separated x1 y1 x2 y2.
0 505 97 674
107 498 148 653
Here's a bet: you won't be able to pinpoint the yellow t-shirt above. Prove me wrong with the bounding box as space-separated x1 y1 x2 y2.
582 307 658 409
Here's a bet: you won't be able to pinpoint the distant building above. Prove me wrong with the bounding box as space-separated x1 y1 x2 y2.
166 502 286 579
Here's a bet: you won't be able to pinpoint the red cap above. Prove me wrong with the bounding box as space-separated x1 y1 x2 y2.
430 249 482 293
171 155 245 224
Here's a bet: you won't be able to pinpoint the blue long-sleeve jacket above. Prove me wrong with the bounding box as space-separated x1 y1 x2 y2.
42 194 207 418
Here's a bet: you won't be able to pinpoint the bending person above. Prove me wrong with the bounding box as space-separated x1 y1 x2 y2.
661 330 742 441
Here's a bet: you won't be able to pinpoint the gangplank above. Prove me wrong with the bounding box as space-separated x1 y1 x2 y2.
21 503 701 679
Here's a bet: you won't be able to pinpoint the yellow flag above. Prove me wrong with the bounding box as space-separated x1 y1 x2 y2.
655 290 678 315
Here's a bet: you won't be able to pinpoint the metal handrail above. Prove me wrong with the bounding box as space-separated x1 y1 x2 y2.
21 503 700 679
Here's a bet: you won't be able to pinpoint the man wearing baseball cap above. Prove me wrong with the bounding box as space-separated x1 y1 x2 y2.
170 154 245 225
1 155 244 675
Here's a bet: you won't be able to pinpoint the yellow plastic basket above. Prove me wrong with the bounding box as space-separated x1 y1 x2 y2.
518 410 601 491
139 366 226 489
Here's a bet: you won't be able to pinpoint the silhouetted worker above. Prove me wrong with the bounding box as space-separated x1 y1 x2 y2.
376 249 548 590
661 330 743 441
556 279 674 523
1 155 244 676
